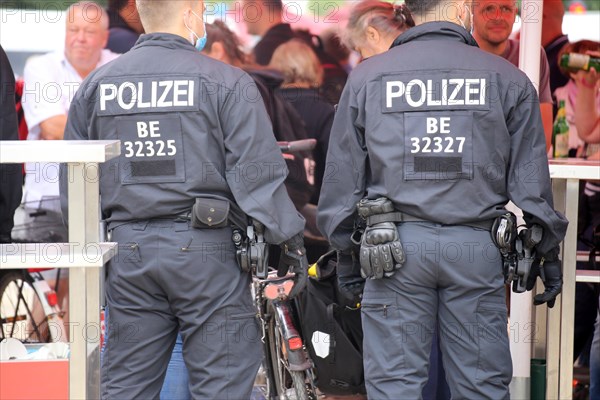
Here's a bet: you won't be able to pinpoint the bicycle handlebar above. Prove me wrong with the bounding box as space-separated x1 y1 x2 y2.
277 139 316 154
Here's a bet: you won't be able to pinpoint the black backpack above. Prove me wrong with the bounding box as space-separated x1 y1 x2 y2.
296 251 366 396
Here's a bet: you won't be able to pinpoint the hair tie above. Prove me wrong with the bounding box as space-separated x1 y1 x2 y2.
393 4 407 22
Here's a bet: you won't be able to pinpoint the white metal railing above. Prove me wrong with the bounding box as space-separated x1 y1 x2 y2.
546 159 600 399
0 140 120 399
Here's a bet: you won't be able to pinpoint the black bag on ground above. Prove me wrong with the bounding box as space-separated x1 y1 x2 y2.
296 250 366 396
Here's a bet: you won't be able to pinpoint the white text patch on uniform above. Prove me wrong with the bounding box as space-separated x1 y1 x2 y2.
116 114 186 185
381 71 491 112
97 76 201 116
403 112 474 181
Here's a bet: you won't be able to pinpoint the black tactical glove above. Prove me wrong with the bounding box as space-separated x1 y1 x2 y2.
526 258 563 308
278 232 308 299
359 222 405 279
357 198 405 279
337 249 365 308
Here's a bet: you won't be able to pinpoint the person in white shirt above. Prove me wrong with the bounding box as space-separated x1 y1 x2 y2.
16 2 119 338
19 1 119 238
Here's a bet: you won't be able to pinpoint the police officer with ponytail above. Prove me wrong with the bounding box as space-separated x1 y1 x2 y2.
317 0 567 398
62 1 307 398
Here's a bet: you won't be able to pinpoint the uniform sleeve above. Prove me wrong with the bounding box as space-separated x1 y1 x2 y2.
538 47 553 104
0 46 22 237
22 55 66 136
318 105 334 157
59 83 92 223
313 105 334 197
506 79 568 256
220 73 305 244
316 78 367 251
62 82 90 142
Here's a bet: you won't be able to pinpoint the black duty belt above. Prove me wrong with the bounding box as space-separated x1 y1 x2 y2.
174 211 192 222
365 212 494 231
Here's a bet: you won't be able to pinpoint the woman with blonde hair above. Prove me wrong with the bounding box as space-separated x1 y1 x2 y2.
270 39 324 89
269 40 334 208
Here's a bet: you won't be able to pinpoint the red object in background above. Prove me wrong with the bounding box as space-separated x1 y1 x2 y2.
15 79 28 142
569 1 587 13
45 290 58 307
288 337 303 351
15 79 29 177
27 268 55 273
0 360 68 400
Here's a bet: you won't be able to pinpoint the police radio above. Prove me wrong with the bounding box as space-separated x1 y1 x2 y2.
232 220 269 279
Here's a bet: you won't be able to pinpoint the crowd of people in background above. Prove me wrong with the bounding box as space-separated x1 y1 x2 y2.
0 0 598 399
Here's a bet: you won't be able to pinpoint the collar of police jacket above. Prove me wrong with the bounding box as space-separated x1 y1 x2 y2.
390 21 478 50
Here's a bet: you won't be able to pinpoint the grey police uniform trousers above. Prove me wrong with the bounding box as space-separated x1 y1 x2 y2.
361 222 512 400
101 220 262 400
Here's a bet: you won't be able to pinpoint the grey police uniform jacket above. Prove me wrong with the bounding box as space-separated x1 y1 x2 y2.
63 33 304 245
317 22 568 257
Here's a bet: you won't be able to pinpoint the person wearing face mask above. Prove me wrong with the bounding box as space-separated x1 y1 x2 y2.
317 0 567 398
60 0 308 398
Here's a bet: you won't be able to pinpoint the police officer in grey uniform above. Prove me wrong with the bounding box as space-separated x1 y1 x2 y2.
62 0 307 398
317 0 568 398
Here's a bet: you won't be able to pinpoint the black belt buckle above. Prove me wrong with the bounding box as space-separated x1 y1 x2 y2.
174 212 191 223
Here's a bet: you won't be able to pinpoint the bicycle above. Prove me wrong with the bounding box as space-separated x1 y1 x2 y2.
242 139 318 400
254 271 317 400
0 198 67 343
0 269 65 343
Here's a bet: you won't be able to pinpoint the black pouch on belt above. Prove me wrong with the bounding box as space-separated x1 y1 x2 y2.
191 195 230 229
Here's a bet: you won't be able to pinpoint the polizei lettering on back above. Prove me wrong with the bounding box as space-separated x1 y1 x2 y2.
382 71 491 112
97 76 201 116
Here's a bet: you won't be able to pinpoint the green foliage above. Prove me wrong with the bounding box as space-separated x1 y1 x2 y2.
568 0 600 11
306 0 345 18
515 0 599 12
2 0 107 9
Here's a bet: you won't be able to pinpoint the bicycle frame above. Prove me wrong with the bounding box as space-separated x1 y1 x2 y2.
27 271 67 342
0 269 66 343
270 299 312 372
1 197 68 343
254 272 315 400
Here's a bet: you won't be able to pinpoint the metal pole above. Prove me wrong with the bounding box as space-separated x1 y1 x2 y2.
509 1 544 398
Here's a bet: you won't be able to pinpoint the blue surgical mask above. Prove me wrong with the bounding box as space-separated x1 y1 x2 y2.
184 10 208 52
195 22 207 52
